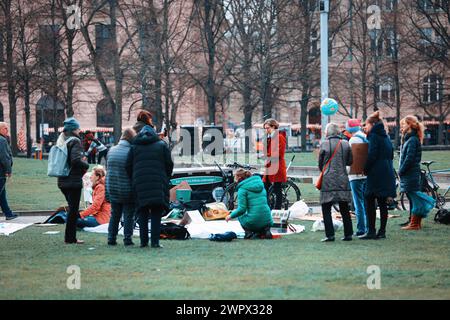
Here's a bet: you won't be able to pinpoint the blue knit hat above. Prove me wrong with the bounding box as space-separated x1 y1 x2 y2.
63 117 80 132
346 119 361 134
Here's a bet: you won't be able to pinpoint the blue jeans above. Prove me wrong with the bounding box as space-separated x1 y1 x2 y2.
108 202 135 243
76 216 100 229
0 178 13 217
350 179 368 234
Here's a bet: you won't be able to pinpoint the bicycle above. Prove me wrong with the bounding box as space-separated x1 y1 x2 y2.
399 161 447 210
216 156 301 210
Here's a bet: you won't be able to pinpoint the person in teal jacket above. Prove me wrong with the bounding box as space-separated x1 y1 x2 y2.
225 169 273 238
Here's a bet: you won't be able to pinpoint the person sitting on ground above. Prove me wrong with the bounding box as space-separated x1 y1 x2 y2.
225 169 273 239
77 167 111 229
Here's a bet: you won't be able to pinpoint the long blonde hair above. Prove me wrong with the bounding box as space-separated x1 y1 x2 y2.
401 115 425 144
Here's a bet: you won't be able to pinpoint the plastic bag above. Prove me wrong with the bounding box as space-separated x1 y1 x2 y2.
289 200 309 219
311 219 343 232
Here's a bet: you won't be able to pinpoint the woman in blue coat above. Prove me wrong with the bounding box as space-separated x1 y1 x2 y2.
399 116 433 230
360 111 396 240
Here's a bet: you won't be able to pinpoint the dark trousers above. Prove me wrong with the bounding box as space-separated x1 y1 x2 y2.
321 201 353 238
0 178 13 217
138 206 164 246
87 153 96 164
108 202 135 243
264 180 282 209
60 187 82 243
97 150 107 165
365 195 388 234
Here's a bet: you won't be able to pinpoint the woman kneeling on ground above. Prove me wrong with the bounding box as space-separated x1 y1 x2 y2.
225 169 273 239
77 167 111 228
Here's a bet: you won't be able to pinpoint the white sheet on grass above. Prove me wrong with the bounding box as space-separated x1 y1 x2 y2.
83 224 140 236
0 223 33 236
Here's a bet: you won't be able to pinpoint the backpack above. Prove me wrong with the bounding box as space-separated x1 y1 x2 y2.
434 209 450 225
160 222 190 240
42 207 68 224
47 137 78 177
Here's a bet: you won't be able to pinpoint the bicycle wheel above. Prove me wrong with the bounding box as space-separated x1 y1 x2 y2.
400 192 407 211
268 180 301 210
221 183 237 210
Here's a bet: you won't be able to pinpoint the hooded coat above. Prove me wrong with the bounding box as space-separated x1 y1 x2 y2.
399 130 422 193
126 126 174 211
364 122 396 198
106 140 133 203
262 130 287 183
318 136 353 204
230 175 273 231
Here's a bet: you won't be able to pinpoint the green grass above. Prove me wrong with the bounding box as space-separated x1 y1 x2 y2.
1 215 449 299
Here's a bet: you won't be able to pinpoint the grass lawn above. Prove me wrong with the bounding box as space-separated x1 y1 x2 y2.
0 215 449 299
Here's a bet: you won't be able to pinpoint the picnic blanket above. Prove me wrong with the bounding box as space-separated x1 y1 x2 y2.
0 223 33 236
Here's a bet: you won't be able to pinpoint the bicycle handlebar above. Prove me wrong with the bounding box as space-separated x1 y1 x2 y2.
226 162 257 170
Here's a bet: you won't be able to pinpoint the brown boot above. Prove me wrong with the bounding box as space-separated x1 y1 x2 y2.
402 215 420 230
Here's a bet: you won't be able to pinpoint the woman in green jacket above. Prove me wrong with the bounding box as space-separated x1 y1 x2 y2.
225 169 273 238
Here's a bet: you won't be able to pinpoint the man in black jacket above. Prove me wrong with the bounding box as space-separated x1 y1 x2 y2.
126 125 174 248
0 122 17 220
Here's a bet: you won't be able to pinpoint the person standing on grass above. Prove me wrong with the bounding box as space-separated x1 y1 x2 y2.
126 125 174 248
262 119 287 210
225 169 273 239
359 111 396 240
0 122 17 220
77 166 111 229
399 116 435 231
85 135 108 165
318 123 354 242
106 128 136 246
346 119 368 236
57 117 89 244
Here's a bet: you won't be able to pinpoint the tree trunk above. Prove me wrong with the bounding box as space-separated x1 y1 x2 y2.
66 29 75 117
205 1 216 125
24 78 32 158
300 89 309 152
110 0 122 143
5 0 18 155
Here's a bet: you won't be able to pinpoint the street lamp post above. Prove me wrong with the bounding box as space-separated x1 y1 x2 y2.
320 0 329 140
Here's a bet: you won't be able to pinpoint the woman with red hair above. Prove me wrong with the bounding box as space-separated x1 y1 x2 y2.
399 116 435 230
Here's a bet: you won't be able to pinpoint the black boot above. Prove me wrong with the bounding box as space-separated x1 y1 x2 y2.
359 231 377 240
376 230 386 239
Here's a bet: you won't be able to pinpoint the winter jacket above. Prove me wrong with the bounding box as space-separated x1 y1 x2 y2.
263 130 287 183
57 132 90 189
230 175 273 231
133 121 149 134
80 177 111 224
318 136 353 204
0 134 13 177
364 122 396 198
126 125 174 211
399 130 422 193
106 140 134 203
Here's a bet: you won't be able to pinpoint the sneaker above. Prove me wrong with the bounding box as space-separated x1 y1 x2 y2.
151 244 163 248
341 236 353 241
124 240 135 246
359 232 377 240
355 231 365 237
107 240 117 246
321 237 335 242
5 214 18 220
65 239 84 244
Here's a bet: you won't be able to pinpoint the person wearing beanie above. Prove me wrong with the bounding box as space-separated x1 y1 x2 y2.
57 117 89 244
346 119 368 236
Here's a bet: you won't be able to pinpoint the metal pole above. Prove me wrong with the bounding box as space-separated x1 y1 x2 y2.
320 0 329 140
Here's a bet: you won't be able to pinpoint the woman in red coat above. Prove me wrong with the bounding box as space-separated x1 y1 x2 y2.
262 119 287 209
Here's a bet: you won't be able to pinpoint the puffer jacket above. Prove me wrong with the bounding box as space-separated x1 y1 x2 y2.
399 130 422 193
230 175 273 231
57 132 90 189
80 177 111 224
106 140 133 203
0 134 13 177
126 125 174 211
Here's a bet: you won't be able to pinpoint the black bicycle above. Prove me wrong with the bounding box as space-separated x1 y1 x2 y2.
399 161 447 210
216 156 301 210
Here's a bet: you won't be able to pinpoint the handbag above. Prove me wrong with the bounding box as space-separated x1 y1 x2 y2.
315 140 342 190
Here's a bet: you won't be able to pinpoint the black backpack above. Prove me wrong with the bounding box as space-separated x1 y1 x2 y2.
160 222 190 240
434 209 450 225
